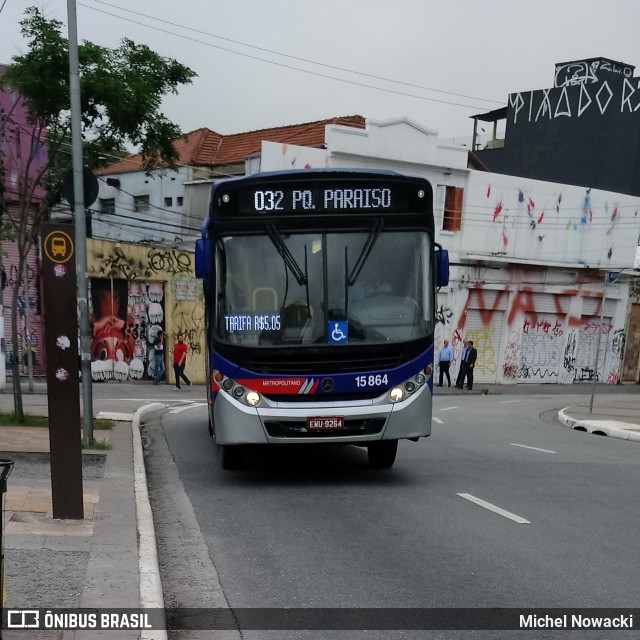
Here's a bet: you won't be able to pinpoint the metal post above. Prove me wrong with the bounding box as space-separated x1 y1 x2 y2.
67 0 93 446
589 272 607 413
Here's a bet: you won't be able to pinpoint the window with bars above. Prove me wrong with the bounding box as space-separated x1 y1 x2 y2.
443 186 463 231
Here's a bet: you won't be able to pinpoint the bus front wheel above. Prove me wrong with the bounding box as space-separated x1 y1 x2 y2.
367 440 398 468
219 444 244 470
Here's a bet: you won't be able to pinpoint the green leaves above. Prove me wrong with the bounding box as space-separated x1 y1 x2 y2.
2 6 197 171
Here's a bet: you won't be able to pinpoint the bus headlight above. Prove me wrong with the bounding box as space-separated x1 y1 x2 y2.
415 374 426 386
245 391 261 407
389 387 404 402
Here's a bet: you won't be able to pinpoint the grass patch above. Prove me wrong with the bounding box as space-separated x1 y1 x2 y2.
0 412 115 430
84 439 111 451
93 419 115 430
0 412 48 427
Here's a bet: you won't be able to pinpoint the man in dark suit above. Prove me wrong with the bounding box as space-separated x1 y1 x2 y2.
455 340 468 389
465 340 478 390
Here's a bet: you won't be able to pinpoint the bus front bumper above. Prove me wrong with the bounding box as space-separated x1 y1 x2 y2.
212 384 432 445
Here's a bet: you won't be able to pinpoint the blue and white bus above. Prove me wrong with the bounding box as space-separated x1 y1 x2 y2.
195 170 449 469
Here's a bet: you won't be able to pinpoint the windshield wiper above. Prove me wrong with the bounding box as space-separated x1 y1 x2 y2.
344 219 384 315
266 223 307 286
346 219 384 286
266 223 311 319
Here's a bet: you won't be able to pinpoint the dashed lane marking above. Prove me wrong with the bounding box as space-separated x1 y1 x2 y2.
510 443 556 454
432 417 444 424
457 493 531 524
440 406 459 411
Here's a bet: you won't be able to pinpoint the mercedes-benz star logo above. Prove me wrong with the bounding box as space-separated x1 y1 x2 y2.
321 378 334 392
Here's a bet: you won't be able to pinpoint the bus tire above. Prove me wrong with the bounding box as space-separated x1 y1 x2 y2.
208 415 214 437
367 440 398 468
219 444 243 470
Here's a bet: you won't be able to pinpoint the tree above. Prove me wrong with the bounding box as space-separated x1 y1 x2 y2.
0 6 196 420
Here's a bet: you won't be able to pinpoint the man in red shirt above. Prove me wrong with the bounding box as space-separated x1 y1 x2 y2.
172 334 192 391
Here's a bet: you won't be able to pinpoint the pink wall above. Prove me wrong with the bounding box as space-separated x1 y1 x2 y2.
1 68 48 376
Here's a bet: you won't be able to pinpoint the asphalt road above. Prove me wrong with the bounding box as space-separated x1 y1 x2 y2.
144 393 639 640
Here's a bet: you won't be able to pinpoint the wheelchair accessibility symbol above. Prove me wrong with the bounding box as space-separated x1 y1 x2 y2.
328 321 348 344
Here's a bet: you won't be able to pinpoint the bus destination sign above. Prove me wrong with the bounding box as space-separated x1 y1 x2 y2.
252 187 391 213
222 181 422 216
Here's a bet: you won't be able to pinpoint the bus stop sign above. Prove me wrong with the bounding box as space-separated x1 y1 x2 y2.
41 223 84 519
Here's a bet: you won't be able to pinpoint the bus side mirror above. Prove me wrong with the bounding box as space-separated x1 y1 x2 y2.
195 218 211 279
195 239 206 278
435 244 449 288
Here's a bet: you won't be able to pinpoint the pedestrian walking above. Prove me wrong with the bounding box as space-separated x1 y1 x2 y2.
465 340 478 390
153 330 165 384
437 339 453 387
172 333 192 391
455 340 469 389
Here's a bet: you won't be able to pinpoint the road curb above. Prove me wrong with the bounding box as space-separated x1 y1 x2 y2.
558 407 640 442
97 411 135 422
132 402 168 640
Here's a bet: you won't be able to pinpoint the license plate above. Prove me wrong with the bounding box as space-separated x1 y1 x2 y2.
307 416 345 430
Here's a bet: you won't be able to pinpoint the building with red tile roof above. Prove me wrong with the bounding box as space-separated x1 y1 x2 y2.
90 115 366 246
98 115 366 177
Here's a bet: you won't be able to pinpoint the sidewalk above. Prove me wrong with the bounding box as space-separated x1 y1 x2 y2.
0 379 637 638
0 400 167 639
556 401 640 442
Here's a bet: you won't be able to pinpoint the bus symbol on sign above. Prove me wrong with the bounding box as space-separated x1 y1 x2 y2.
44 231 74 264
52 237 66 256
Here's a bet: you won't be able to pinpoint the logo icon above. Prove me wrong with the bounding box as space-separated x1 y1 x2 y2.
8 610 39 628
328 321 348 344
321 378 334 392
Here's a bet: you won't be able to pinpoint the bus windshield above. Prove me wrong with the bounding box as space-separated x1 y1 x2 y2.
214 230 433 347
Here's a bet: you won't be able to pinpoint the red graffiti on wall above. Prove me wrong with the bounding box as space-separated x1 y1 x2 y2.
457 285 508 329
507 288 538 325
457 280 603 330
91 286 135 363
523 318 564 336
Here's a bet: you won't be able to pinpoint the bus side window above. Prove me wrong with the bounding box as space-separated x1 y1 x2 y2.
252 288 278 312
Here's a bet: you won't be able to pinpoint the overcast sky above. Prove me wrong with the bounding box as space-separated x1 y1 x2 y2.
2 0 640 141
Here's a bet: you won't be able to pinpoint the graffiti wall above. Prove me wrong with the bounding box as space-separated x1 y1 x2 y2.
89 278 165 382
87 239 205 384
429 168 638 386
2 242 45 377
434 266 629 386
